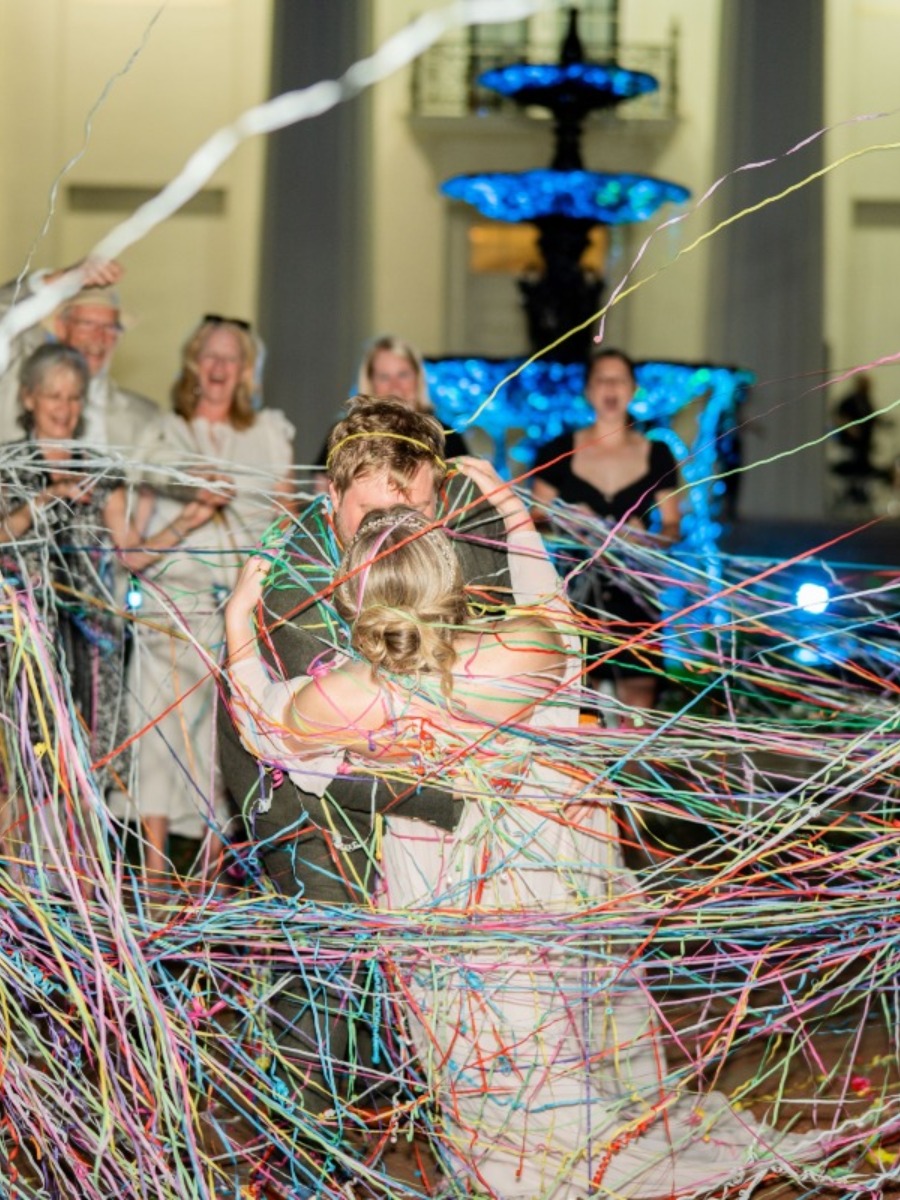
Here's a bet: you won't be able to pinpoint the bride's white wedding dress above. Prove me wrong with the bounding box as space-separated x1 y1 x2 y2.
377 528 821 1198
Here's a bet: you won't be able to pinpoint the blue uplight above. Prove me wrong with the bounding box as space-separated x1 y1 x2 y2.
793 645 823 666
125 577 143 611
441 170 690 225
479 62 659 103
795 582 830 615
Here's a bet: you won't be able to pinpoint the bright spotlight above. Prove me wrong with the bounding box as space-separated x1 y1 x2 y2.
795 582 830 615
125 577 143 611
793 645 821 665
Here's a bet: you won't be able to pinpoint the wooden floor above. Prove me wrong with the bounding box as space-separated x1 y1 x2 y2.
189 984 898 1199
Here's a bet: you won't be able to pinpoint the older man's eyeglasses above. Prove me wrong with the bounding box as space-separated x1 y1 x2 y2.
67 316 122 337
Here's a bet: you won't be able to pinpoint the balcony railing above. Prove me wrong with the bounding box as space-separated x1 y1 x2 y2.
410 33 678 122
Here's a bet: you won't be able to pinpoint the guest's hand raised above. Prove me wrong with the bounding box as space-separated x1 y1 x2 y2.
45 258 124 289
227 556 269 617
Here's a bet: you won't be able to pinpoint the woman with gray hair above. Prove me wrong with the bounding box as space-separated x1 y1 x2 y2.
0 343 214 809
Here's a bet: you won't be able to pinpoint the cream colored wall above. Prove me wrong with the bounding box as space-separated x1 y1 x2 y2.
0 2 67 272
370 0 450 356
0 0 271 408
825 0 900 465
614 0 722 364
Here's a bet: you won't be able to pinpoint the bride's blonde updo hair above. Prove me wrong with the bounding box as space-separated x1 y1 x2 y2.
333 506 469 696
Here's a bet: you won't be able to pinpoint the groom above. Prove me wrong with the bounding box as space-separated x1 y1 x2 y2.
219 397 509 1122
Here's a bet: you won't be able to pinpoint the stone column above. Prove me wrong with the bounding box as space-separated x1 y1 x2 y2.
258 0 372 462
706 0 825 519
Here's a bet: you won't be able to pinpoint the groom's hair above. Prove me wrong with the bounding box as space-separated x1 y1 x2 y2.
326 397 447 497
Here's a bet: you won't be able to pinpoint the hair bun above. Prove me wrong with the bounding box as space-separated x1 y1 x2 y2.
353 605 423 676
334 504 470 697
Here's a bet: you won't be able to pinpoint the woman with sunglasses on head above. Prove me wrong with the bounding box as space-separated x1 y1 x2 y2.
127 315 296 892
225 459 823 1199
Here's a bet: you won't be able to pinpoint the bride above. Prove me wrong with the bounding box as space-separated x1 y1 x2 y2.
226 459 823 1199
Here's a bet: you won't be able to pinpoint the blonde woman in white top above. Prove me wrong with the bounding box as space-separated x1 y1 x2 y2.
129 316 295 887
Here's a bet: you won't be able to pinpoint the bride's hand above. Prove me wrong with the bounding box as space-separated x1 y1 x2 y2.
226 556 268 623
452 457 529 527
225 556 270 662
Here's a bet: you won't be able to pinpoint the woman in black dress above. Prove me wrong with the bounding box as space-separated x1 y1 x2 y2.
532 348 680 714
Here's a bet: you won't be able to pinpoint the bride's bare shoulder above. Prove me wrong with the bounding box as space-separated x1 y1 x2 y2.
458 613 566 679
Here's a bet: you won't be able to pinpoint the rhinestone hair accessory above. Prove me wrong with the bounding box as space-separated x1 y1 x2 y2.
353 509 458 579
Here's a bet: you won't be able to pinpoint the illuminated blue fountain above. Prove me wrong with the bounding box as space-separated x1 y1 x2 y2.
427 11 754 652
442 170 689 225
440 9 689 363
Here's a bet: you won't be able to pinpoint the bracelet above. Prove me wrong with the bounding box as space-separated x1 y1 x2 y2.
170 520 188 540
